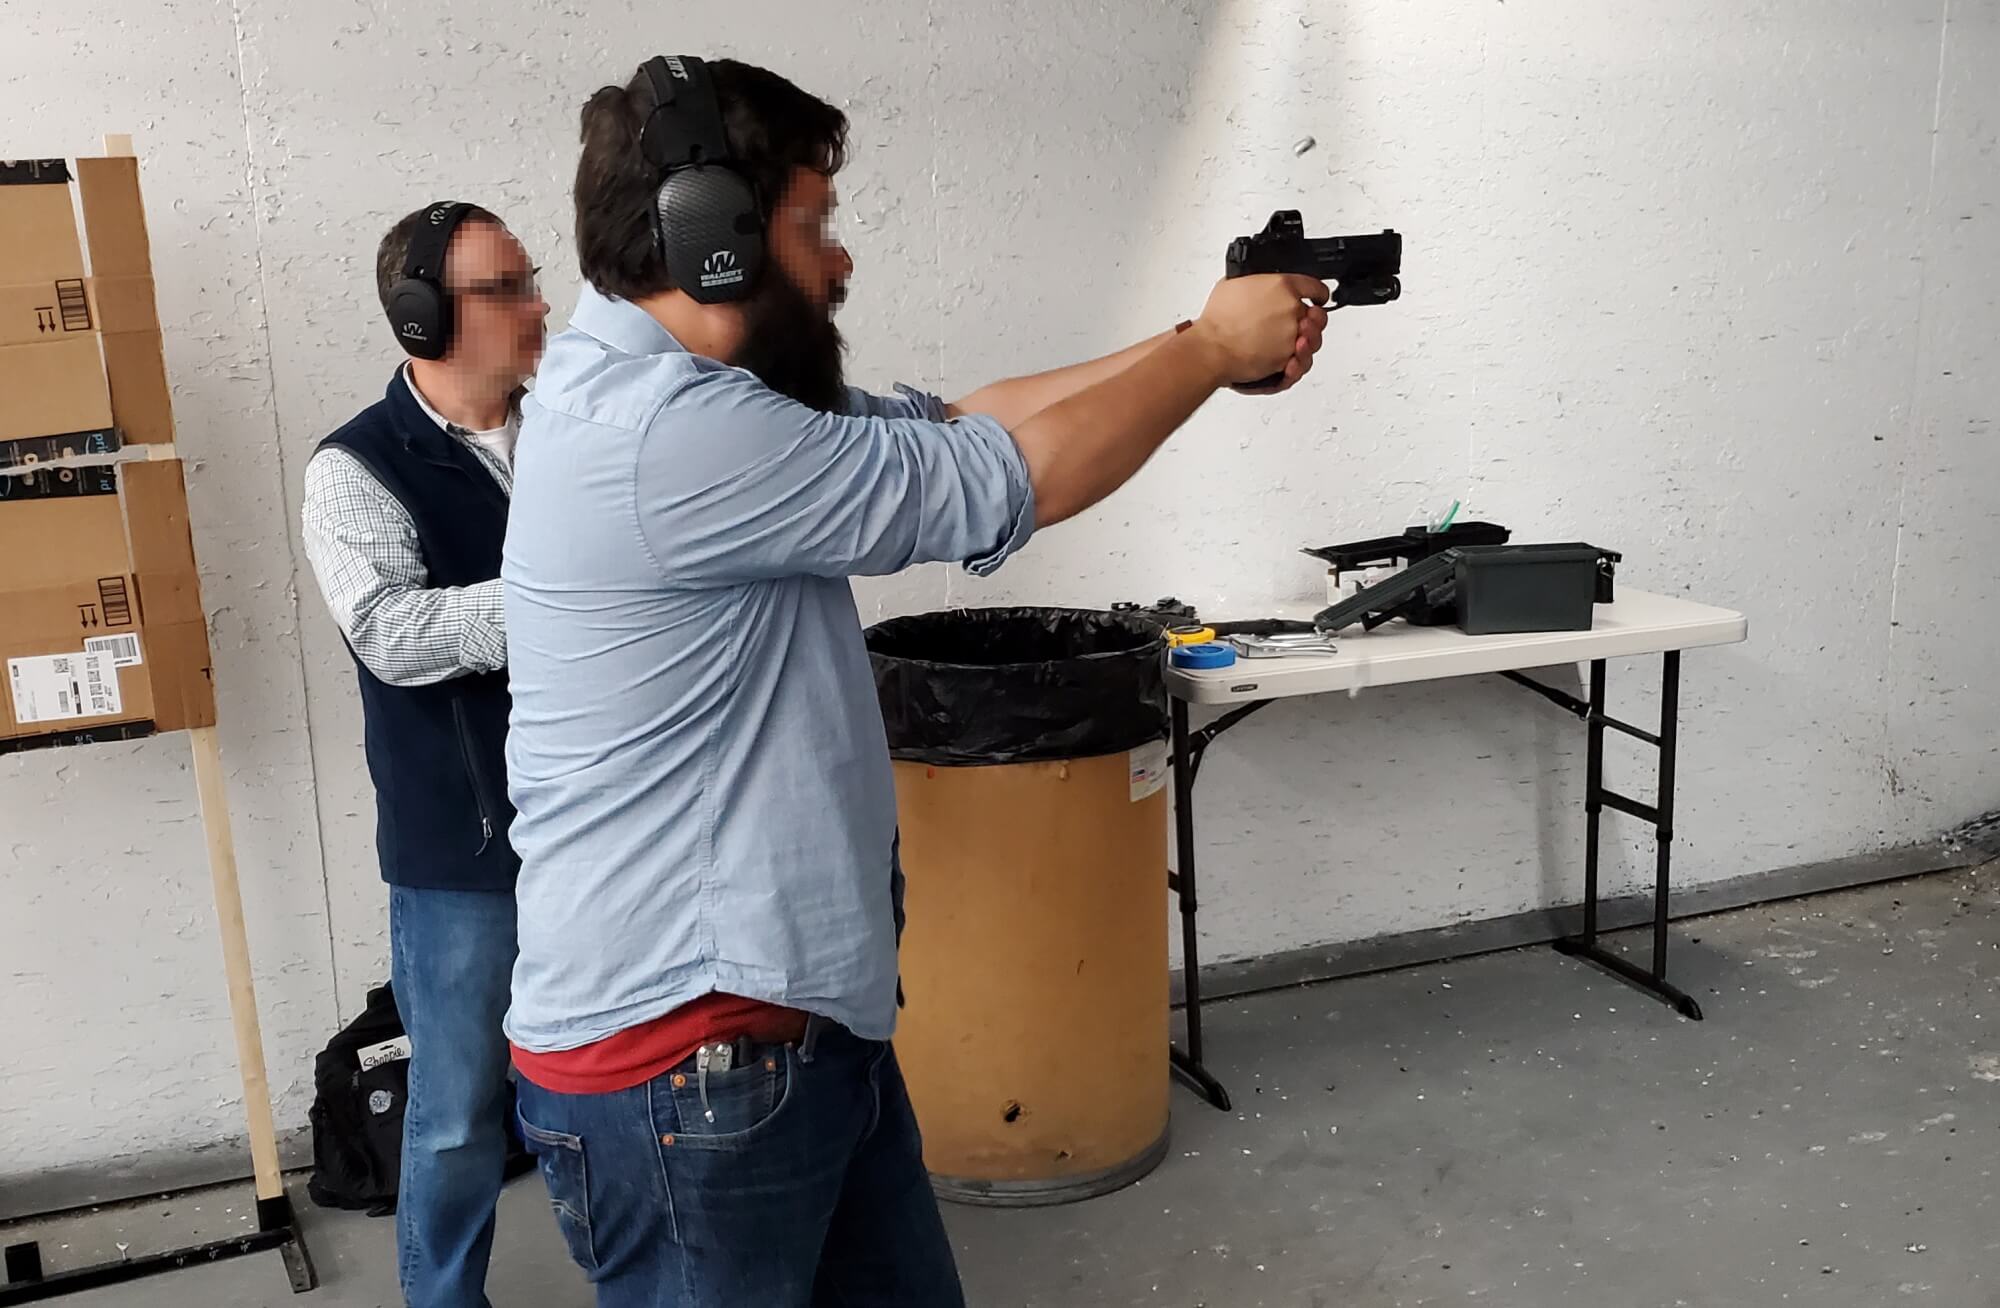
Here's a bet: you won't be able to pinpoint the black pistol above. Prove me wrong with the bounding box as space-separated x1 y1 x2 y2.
1225 211 1402 388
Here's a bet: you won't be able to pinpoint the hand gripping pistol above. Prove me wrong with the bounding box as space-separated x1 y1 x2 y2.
1224 210 1402 388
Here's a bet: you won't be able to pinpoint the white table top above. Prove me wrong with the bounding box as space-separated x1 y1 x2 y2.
1165 588 1748 705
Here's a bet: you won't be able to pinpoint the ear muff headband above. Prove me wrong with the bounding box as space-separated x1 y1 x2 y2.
636 56 765 305
386 200 473 360
639 56 732 171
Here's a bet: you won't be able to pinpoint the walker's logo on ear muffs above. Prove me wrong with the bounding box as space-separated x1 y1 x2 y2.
426 204 455 225
399 320 429 341
638 55 765 306
699 249 744 291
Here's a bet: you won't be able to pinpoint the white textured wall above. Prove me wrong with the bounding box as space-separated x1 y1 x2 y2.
2 0 1994 1182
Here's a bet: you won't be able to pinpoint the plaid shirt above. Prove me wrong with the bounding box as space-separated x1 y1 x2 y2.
300 366 516 687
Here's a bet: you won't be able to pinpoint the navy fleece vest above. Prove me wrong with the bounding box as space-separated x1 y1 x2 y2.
317 374 519 891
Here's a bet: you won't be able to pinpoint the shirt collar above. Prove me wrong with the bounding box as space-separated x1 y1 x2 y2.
570 283 685 358
401 362 517 439
402 361 489 439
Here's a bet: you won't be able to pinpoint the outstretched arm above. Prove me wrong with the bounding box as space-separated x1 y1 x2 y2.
943 325 1186 427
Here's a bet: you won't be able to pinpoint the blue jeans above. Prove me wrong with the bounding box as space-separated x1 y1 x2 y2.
389 885 520 1308
514 1020 963 1307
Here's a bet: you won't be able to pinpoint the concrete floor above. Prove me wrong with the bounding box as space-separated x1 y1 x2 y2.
6 865 1997 1307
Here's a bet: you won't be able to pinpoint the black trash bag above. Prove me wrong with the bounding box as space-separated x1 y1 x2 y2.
865 606 1167 766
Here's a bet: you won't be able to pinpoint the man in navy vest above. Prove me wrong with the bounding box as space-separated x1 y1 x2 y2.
299 201 549 1308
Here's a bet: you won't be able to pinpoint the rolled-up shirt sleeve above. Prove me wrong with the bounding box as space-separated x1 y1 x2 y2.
634 371 1036 585
841 381 951 423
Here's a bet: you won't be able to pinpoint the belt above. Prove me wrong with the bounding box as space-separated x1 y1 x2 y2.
746 1010 812 1046
702 1009 813 1067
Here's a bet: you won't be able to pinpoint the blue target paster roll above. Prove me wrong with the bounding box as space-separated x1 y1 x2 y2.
1168 642 1236 670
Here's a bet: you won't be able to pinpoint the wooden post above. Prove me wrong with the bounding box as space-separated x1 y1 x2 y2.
105 130 283 1201
187 725 286 1202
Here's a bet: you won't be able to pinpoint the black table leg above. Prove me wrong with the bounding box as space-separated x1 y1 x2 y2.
1168 698 1232 1111
1652 651 1681 981
1550 651 1704 1020
1582 659 1606 942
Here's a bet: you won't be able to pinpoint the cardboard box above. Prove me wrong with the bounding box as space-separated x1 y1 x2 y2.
0 277 99 347
0 160 85 282
0 149 204 751
0 274 161 349
78 156 175 447
0 335 113 440
0 458 216 749
0 156 171 444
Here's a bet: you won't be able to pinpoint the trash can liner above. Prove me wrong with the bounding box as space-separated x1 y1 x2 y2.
865 606 1168 766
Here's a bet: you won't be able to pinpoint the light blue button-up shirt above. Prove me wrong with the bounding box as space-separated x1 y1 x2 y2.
499 285 1035 1053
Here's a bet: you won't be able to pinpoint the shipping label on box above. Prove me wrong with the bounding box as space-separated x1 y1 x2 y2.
0 575 154 741
85 631 145 667
8 649 123 723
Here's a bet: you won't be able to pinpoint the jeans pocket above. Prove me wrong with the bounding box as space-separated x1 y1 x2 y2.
515 1109 599 1274
664 1046 795 1150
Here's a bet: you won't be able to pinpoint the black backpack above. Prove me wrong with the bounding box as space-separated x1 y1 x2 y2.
305 981 533 1216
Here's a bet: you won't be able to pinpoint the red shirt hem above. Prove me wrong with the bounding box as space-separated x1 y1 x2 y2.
511 993 795 1096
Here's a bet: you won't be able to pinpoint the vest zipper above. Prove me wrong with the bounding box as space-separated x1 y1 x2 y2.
450 699 495 855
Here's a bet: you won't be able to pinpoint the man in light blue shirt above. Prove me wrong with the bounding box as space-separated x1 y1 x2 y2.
503 54 1328 1307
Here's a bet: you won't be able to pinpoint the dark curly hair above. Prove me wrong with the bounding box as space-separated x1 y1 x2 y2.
572 59 848 301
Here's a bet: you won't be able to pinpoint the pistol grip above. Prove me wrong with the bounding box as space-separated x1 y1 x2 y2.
1233 370 1287 394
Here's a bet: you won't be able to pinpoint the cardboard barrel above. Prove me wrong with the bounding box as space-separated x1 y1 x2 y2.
867 606 1173 1206
891 749 1171 1205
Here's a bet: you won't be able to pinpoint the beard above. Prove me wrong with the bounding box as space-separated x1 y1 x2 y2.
732 268 848 412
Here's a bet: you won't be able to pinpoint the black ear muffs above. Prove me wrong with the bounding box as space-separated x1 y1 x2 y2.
385 201 472 359
638 56 764 305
